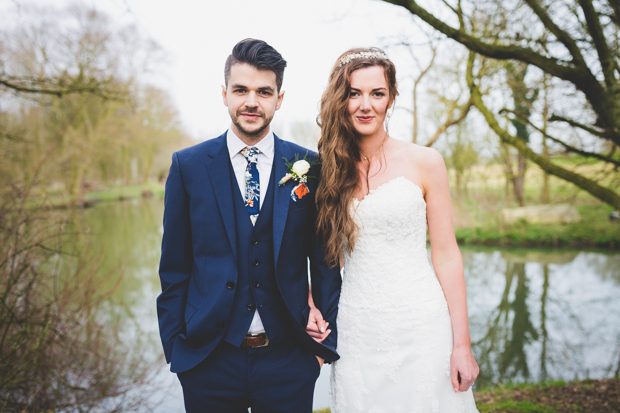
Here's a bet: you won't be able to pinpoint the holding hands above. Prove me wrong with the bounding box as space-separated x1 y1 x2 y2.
306 305 331 344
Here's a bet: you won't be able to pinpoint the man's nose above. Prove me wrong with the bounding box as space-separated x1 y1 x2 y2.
245 91 258 107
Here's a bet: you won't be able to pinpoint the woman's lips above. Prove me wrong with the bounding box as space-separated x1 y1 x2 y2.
357 116 373 122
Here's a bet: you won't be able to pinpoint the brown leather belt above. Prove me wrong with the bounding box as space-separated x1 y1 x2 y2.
240 333 269 348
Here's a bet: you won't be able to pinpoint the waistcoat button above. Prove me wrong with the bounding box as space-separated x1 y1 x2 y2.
253 281 260 288
252 259 259 267
251 238 259 245
247 303 256 311
226 281 235 290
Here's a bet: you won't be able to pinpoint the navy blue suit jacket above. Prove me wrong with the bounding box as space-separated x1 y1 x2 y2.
157 132 341 373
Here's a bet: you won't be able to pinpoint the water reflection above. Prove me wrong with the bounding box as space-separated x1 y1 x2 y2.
465 247 620 388
74 199 620 410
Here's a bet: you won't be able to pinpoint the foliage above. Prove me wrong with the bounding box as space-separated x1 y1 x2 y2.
383 0 620 209
0 4 190 206
0 176 158 412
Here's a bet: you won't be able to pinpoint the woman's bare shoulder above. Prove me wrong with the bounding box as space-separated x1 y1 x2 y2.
389 139 445 169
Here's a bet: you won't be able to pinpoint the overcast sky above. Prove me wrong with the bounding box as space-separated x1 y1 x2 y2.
2 0 439 145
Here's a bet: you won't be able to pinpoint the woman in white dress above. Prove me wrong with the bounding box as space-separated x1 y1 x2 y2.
307 48 479 412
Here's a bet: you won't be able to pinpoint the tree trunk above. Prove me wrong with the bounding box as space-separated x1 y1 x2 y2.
513 152 526 207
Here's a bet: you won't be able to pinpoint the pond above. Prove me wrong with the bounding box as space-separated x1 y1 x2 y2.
74 197 620 411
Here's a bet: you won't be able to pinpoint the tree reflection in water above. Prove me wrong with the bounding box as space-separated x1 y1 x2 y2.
466 248 620 388
66 200 620 407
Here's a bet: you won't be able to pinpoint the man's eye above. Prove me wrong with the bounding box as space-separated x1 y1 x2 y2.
259 90 272 96
234 89 246 94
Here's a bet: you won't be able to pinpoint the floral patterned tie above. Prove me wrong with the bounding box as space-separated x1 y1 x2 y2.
240 147 260 226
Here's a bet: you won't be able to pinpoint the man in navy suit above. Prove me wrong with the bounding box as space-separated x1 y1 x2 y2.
157 38 341 412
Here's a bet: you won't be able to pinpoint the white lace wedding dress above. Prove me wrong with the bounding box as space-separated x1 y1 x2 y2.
330 177 478 413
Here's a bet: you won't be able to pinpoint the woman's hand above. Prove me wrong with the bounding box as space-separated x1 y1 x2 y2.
450 345 479 392
305 306 331 343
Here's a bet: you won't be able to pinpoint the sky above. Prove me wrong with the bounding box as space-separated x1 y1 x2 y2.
2 0 433 145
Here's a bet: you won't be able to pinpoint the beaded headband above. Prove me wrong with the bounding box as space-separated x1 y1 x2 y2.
338 51 389 67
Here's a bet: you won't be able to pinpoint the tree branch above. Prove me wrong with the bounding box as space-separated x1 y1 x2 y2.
501 108 620 167
410 46 436 143
383 0 591 83
382 0 613 138
466 51 620 209
522 0 586 67
548 114 609 139
425 98 472 147
0 77 126 100
610 0 620 25
578 0 618 92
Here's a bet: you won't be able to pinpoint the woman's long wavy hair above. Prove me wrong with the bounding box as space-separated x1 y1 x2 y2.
316 47 398 267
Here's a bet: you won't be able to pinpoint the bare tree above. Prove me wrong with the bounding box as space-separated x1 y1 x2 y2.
382 0 620 209
0 169 158 412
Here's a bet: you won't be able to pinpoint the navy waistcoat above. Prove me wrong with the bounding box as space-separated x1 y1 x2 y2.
223 161 293 346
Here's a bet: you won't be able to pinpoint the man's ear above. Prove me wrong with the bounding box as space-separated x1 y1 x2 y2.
222 85 228 107
275 90 285 111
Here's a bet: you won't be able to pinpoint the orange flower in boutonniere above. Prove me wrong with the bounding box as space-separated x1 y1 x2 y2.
278 152 318 202
294 183 309 200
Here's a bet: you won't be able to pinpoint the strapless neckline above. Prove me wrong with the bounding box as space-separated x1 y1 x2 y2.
353 176 425 205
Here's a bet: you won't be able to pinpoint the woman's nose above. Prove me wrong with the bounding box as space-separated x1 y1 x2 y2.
360 95 371 111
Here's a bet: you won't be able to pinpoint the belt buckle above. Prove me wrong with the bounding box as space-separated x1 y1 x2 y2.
248 332 269 348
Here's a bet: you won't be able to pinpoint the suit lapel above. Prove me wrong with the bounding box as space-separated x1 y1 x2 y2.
205 135 238 262
272 135 294 267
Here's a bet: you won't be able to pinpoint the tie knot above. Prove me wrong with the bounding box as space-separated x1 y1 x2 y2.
241 147 260 162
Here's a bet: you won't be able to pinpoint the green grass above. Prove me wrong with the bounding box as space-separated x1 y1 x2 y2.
85 182 164 201
454 203 620 248
310 379 620 413
478 401 555 413
449 161 620 248
31 182 165 209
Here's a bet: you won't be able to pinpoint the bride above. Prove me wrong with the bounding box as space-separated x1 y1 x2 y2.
307 48 479 412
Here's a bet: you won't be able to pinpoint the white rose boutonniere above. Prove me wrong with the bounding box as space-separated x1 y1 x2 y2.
279 153 318 202
291 160 310 176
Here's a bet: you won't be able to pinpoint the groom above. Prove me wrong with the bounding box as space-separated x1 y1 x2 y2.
157 38 341 412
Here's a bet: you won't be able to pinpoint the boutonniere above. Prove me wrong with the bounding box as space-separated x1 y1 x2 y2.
278 153 318 202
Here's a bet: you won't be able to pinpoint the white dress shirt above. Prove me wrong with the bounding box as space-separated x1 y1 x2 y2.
226 127 274 334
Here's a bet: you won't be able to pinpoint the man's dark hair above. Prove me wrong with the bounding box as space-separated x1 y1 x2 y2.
224 39 287 92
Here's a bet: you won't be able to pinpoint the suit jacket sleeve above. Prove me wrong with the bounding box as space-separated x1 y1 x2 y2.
308 164 342 360
157 152 192 363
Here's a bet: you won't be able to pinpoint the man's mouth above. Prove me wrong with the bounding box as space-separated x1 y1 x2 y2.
241 112 261 120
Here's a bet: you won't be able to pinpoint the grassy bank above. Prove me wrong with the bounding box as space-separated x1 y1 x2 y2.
454 203 620 248
313 378 620 413
39 182 165 209
450 163 620 248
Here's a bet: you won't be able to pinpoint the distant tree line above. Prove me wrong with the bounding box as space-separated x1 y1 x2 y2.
0 4 178 411
1 4 191 206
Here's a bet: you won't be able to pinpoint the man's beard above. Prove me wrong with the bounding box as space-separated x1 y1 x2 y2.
231 109 273 138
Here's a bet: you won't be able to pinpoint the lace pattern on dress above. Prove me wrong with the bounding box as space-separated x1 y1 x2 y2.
330 177 479 413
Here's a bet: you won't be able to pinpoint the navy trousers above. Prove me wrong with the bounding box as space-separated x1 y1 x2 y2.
177 337 321 413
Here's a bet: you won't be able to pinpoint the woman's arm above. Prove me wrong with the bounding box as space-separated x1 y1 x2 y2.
422 148 479 392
